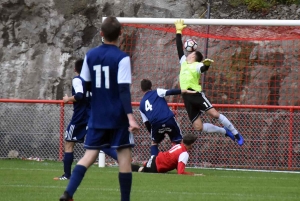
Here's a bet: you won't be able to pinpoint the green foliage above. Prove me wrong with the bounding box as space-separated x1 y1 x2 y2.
229 0 299 12
245 0 272 11
228 0 244 7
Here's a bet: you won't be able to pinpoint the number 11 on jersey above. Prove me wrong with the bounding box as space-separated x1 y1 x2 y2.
93 65 110 89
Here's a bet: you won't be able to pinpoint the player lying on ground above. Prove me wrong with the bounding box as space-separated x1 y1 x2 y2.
174 19 244 146
54 59 117 181
139 79 196 156
131 133 203 176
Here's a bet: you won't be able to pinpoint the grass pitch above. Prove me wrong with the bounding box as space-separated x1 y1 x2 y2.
0 159 299 201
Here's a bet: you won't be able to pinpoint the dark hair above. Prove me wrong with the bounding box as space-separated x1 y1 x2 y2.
195 51 203 62
75 59 84 74
183 134 197 146
141 79 152 92
101 16 121 42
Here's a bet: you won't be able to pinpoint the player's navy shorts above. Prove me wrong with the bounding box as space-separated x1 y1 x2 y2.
182 91 213 123
142 155 158 173
84 126 135 150
151 117 182 144
65 123 87 143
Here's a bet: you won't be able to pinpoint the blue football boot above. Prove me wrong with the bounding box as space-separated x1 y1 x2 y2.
224 127 235 141
235 133 244 146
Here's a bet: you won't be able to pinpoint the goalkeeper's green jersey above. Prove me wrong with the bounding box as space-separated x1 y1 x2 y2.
179 60 202 92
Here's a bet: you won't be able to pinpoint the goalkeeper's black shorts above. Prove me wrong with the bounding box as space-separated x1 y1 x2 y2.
182 91 213 123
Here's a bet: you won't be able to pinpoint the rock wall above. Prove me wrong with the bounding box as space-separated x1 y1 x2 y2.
0 0 300 100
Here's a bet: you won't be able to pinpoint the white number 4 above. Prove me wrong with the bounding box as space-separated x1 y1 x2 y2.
93 65 109 89
145 100 153 111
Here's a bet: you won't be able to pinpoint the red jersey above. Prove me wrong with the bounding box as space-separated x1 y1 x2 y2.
155 143 194 175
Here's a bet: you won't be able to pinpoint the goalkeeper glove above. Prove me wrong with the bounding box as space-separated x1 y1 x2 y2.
203 59 214 66
174 19 187 34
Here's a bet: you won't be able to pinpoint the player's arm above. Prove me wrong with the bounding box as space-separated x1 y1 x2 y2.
157 88 196 97
176 152 194 175
63 78 84 103
175 19 187 61
139 110 151 133
80 55 92 92
199 59 214 73
118 56 140 134
177 161 194 175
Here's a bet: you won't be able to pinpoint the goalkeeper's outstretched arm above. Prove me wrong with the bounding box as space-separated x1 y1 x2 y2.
174 19 186 61
176 34 184 60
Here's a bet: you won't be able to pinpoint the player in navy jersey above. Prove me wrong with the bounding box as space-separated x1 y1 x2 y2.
54 59 117 181
59 16 139 201
131 134 203 176
139 79 195 156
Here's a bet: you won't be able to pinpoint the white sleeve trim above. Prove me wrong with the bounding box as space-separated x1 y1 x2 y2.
80 55 91 81
156 88 167 98
139 110 148 122
178 152 189 165
179 55 186 65
196 62 204 74
118 56 132 84
72 78 83 93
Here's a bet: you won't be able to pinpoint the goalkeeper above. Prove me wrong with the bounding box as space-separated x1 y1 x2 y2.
174 19 244 146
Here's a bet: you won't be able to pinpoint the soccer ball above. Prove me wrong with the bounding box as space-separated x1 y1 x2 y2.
184 39 198 52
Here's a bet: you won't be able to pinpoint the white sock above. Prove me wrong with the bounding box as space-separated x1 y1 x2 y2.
203 123 226 134
218 114 238 135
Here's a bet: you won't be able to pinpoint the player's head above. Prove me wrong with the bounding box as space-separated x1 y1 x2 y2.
74 59 84 74
183 134 197 150
141 79 152 92
186 51 203 63
101 16 121 42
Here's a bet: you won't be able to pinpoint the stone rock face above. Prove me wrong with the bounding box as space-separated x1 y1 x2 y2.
1 0 300 101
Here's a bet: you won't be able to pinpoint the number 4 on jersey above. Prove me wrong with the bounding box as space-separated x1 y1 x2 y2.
145 100 153 111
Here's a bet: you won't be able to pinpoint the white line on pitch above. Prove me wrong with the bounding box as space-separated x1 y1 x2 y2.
0 184 297 199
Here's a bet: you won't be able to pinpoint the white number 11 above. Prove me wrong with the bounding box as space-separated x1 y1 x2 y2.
93 65 109 89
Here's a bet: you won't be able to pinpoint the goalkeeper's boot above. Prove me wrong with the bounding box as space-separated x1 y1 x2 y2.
54 174 70 181
59 191 73 201
235 133 244 146
224 127 235 142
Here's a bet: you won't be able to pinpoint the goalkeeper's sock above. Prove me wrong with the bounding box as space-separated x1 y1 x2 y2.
150 145 159 156
63 152 74 178
203 123 226 134
66 165 87 197
218 114 238 135
101 147 118 161
119 172 132 201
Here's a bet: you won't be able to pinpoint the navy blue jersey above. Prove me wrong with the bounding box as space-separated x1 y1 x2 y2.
80 44 132 129
70 76 90 125
139 89 175 124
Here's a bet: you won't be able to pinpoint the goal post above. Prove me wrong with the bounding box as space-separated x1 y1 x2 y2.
99 17 300 171
103 17 300 26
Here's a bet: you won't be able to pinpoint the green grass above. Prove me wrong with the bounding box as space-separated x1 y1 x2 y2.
0 159 299 201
